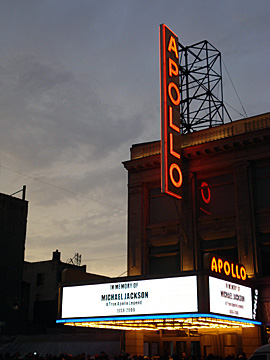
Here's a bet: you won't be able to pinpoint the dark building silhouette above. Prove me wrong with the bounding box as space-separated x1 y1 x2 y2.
23 250 107 333
0 191 28 335
0 190 107 337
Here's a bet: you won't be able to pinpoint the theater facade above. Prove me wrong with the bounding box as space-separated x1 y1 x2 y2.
57 113 270 358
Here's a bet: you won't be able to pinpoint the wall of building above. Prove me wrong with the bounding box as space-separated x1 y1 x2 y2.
23 250 106 332
123 113 270 281
123 113 270 354
0 192 28 335
124 327 261 358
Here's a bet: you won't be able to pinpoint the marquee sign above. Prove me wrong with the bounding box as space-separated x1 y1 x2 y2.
209 276 253 319
59 276 198 320
57 274 260 328
160 24 182 199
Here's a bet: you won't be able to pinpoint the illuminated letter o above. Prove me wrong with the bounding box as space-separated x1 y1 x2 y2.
240 267 247 280
224 261 230 276
168 82 180 106
201 181 211 204
169 163 182 188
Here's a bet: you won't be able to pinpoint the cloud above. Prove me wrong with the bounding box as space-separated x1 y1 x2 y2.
1 0 269 277
0 53 146 172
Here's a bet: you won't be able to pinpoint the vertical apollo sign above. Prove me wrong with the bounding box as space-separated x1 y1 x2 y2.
160 24 182 199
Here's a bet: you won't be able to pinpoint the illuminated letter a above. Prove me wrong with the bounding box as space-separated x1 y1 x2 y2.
168 36 178 59
211 257 218 272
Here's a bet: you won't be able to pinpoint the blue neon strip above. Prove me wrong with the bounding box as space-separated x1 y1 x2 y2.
56 313 261 326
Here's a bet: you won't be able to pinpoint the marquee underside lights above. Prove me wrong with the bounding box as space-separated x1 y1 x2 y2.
57 314 260 331
160 24 182 199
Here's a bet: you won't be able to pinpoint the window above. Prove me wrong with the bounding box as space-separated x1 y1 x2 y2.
258 233 270 276
163 341 173 356
191 342 200 358
149 244 180 275
151 342 159 357
201 237 238 268
36 273 44 286
176 341 187 356
253 164 270 210
198 174 235 217
149 187 179 224
261 245 270 275
144 342 150 357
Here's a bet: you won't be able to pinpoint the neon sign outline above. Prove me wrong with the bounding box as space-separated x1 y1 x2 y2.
200 181 212 215
160 24 182 199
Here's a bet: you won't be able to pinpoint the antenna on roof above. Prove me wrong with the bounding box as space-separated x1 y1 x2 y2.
67 253 82 266
10 185 26 200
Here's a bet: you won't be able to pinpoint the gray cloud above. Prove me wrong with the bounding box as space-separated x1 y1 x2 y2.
0 53 145 169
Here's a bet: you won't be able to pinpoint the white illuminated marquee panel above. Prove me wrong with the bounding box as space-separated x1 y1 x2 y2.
61 276 198 319
209 276 253 319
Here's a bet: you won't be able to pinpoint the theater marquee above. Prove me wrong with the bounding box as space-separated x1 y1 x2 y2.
160 24 182 199
57 274 260 330
60 276 198 320
209 276 253 319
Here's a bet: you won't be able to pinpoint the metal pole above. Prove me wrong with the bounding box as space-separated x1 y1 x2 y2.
22 185 26 200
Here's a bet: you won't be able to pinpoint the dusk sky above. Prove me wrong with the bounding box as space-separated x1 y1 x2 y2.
0 1 269 277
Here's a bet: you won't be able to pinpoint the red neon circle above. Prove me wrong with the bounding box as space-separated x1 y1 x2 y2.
201 181 211 204
169 163 182 188
168 82 180 106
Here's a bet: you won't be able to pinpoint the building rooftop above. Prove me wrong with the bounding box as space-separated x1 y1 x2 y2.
129 112 270 160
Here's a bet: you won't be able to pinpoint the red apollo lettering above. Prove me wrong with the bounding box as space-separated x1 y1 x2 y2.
160 24 182 199
170 133 180 159
168 82 180 106
169 163 182 188
168 58 178 77
169 107 180 133
167 36 179 58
